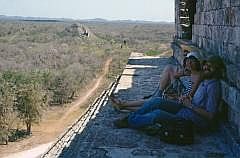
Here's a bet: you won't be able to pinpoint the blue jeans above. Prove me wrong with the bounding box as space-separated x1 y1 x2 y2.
128 97 184 128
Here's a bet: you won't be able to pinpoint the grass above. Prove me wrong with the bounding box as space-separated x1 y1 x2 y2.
144 50 162 56
0 19 174 157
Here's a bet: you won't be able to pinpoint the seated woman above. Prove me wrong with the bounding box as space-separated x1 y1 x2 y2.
114 56 225 130
146 49 193 98
110 51 202 112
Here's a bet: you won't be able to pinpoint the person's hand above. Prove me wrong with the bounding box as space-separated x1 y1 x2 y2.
181 97 192 107
178 95 188 103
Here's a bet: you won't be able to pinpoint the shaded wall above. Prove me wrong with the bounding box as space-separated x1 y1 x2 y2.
174 0 240 136
193 0 240 65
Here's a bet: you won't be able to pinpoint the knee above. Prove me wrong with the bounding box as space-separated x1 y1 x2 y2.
164 65 174 74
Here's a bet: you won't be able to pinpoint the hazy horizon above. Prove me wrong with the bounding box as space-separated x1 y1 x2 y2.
0 0 174 22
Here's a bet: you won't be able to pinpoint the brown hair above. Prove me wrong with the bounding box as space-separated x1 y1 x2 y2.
207 56 226 79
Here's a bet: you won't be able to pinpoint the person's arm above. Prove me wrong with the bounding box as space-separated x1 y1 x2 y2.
189 104 214 120
174 67 191 79
182 98 214 120
182 82 220 121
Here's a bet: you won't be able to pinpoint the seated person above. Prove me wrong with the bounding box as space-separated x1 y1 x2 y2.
148 49 192 98
110 51 202 112
155 50 202 98
114 56 225 130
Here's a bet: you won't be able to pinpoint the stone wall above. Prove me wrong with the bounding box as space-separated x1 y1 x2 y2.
175 0 182 38
193 0 240 63
174 0 240 136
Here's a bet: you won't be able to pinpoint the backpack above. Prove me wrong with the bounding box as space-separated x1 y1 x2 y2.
143 118 194 145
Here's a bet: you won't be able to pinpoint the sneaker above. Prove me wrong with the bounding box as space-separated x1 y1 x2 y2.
114 116 129 128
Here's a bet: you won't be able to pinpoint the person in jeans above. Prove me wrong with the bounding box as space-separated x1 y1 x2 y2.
110 51 202 112
114 56 225 129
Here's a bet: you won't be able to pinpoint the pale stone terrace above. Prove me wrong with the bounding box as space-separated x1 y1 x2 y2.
42 52 233 158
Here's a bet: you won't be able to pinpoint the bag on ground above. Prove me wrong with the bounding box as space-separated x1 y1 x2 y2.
143 118 194 145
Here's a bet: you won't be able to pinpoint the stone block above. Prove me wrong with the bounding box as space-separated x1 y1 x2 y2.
221 42 229 62
193 25 198 36
234 27 240 46
199 0 205 12
205 26 212 39
224 7 235 26
221 26 227 42
225 27 235 44
192 35 197 44
212 10 218 25
217 40 224 56
218 26 225 41
227 44 240 65
198 36 203 48
221 81 229 102
231 0 240 7
236 67 240 88
196 25 202 37
235 46 240 65
194 35 200 46
203 12 207 25
229 109 235 124
226 64 240 89
205 38 212 52
228 86 238 110
194 14 199 25
208 11 214 25
236 90 240 111
203 0 209 11
233 7 240 26
222 0 230 8
202 38 207 50
209 39 215 52
212 0 222 10
218 9 226 25
234 111 240 131
211 26 217 40
200 12 205 25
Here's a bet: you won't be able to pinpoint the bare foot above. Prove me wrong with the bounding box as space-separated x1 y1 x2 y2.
109 94 130 112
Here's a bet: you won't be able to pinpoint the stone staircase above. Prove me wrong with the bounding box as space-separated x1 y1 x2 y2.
42 52 234 158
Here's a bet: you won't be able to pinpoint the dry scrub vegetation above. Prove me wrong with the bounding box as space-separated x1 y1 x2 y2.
0 20 174 145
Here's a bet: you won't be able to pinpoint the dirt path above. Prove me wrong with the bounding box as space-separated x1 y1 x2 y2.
0 58 112 158
59 57 112 122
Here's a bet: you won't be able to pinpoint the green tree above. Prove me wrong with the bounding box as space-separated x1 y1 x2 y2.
15 82 46 134
0 76 16 144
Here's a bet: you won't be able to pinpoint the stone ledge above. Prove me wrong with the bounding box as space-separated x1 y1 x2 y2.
221 123 240 158
41 77 120 158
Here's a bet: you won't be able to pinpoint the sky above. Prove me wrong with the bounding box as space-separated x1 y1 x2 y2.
0 0 174 22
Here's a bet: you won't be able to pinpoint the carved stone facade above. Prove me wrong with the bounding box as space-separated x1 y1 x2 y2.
65 23 89 37
173 0 240 155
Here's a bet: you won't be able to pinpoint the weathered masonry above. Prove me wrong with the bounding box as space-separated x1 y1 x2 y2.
42 1 239 157
173 0 240 156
